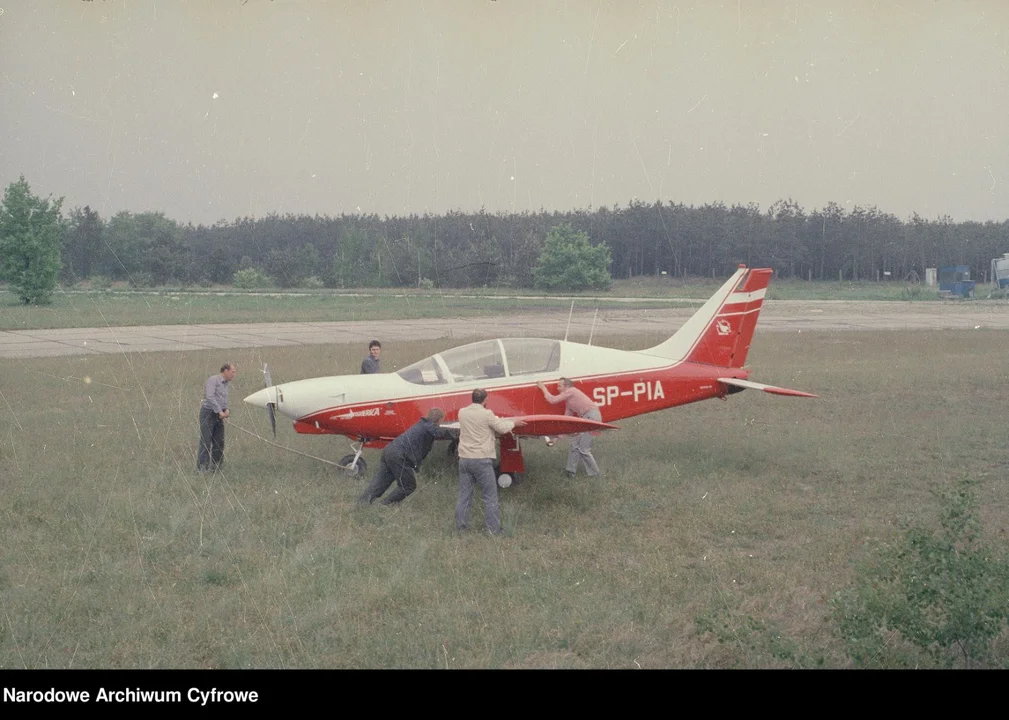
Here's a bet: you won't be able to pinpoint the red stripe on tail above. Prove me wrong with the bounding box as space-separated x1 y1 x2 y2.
685 268 772 368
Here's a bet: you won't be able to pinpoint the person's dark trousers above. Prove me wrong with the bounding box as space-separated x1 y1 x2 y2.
358 447 417 505
198 407 225 471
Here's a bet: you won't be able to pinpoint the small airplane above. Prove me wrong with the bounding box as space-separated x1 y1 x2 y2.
244 265 816 485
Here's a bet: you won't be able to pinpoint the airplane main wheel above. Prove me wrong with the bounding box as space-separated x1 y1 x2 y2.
497 471 523 488
338 454 367 478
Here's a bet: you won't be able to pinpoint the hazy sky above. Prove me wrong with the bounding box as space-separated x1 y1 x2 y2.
2 0 1007 225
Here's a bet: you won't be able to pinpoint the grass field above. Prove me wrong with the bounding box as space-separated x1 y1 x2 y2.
1 275 982 330
1 330 1007 668
0 289 692 331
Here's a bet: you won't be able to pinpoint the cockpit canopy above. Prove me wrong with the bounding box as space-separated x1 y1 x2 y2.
396 338 561 385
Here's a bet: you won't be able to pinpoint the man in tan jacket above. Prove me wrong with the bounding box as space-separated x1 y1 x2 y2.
455 388 525 535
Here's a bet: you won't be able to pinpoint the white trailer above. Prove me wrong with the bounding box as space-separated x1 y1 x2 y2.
992 253 1009 289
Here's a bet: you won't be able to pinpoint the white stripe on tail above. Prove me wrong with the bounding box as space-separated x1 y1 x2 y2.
642 266 772 368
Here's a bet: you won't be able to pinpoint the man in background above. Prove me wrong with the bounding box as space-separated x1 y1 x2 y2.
198 362 237 473
361 340 382 374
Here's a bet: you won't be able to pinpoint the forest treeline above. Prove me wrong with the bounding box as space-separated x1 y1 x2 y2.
60 199 1008 288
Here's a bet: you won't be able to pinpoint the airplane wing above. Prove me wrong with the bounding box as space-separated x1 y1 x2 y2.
508 414 619 437
440 414 618 437
718 377 818 398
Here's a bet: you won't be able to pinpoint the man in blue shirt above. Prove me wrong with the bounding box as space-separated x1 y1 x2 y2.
357 408 456 505
198 362 237 472
360 340 382 374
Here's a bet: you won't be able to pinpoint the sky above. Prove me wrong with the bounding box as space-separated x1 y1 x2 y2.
1 0 1007 225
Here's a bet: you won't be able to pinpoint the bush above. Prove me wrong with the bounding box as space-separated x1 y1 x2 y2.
532 223 612 292
299 275 324 289
232 267 273 289
833 476 1009 668
128 272 156 289
419 277 435 290
89 275 112 292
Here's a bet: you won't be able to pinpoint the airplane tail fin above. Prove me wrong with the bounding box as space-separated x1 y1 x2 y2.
643 265 772 368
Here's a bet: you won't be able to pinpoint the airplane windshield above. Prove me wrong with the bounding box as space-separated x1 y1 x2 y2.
439 340 505 382
500 338 560 375
396 356 447 385
398 338 561 385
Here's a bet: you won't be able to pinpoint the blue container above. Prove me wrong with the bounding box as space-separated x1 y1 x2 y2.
939 266 973 296
946 280 976 298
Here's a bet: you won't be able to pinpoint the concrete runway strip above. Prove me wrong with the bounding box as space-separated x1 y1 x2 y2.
1 300 1006 359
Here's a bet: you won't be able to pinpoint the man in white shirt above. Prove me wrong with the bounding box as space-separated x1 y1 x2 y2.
456 388 526 535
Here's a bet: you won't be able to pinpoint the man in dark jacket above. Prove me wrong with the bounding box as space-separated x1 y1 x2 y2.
357 408 455 505
360 340 382 374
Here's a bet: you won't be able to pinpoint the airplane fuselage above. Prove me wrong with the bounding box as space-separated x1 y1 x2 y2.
251 343 749 442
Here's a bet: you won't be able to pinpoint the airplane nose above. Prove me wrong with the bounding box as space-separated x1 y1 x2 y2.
244 387 275 409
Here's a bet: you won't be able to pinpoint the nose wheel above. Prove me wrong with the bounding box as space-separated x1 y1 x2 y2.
338 439 368 477
338 455 367 477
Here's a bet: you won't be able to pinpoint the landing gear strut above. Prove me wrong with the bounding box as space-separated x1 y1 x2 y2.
338 439 368 477
497 433 525 488
449 433 526 487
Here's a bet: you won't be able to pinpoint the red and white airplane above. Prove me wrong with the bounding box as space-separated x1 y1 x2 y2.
244 265 816 484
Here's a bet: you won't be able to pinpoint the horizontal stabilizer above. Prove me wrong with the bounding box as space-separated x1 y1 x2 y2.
718 377 818 398
442 414 619 437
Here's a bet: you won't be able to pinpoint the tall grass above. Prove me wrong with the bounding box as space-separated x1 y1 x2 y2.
1 331 1006 667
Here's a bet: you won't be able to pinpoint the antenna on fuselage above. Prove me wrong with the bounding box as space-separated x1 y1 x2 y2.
587 308 599 346
563 299 575 342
